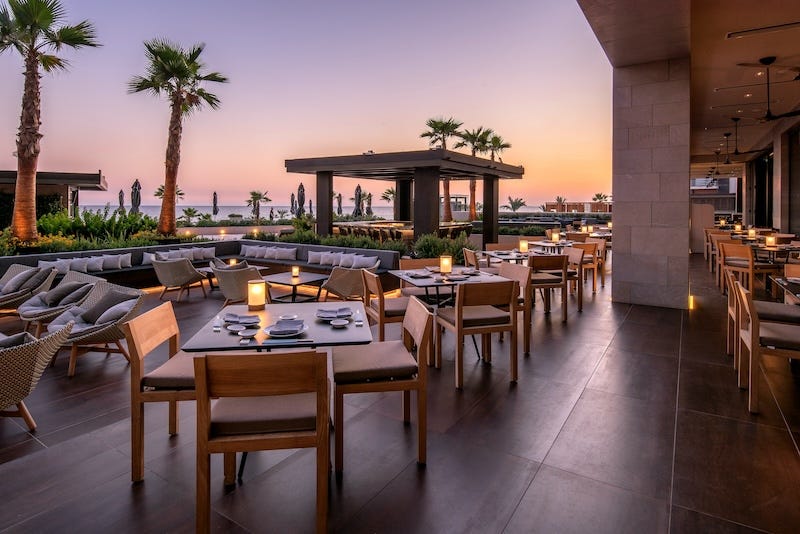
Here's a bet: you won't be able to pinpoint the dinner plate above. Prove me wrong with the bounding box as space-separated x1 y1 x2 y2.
406 272 431 279
445 275 468 281
424 266 441 273
226 324 246 333
279 314 298 320
238 328 260 338
263 324 309 338
330 319 349 328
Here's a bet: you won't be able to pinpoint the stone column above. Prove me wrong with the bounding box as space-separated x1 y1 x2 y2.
482 174 499 247
315 171 333 236
395 179 412 221
612 58 690 309
413 167 440 239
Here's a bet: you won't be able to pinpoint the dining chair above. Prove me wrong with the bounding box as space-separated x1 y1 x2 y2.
572 242 600 293
566 232 587 243
331 296 432 472
709 233 735 286
435 280 518 389
152 258 208 301
398 257 439 300
463 247 499 274
498 262 534 355
528 254 569 323
322 265 376 301
121 301 196 482
363 270 409 341
734 281 800 414
194 350 329 534
485 242 515 252
565 247 585 312
719 241 782 292
705 228 729 270
585 237 607 288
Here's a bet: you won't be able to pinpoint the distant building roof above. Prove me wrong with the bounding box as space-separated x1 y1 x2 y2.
0 170 107 191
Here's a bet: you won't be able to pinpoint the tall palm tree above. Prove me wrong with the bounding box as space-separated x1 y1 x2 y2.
0 0 99 240
246 190 271 225
128 39 227 235
421 117 462 222
489 134 511 163
456 126 493 221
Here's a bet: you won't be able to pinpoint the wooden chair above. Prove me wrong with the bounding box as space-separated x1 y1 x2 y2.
331 296 432 472
704 228 728 269
322 265 376 301
566 232 587 243
528 254 568 323
485 242 515 251
498 262 533 355
194 350 329 533
719 241 782 292
363 270 409 341
709 234 735 287
435 280 518 389
572 242 600 293
152 258 208 301
585 237 607 288
565 247 585 312
0 324 72 431
398 257 438 300
734 282 800 413
463 247 499 275
121 302 196 482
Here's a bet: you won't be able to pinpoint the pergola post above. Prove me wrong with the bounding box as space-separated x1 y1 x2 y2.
395 179 412 221
482 174 499 247
413 167 440 239
315 171 334 236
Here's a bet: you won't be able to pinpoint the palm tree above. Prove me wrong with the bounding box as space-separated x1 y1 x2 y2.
246 190 271 225
421 117 462 222
128 39 227 235
381 187 395 204
0 0 99 240
154 184 185 201
592 192 609 202
555 196 567 212
180 207 199 226
489 134 511 163
501 197 527 213
456 126 492 221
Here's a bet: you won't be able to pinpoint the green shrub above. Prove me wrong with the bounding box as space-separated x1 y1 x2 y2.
244 230 278 241
278 229 320 244
498 225 547 236
320 234 408 255
413 232 477 264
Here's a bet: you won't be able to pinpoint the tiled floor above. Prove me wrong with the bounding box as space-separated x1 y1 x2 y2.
0 254 798 533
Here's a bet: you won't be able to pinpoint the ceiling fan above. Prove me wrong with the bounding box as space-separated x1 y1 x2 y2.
736 56 800 121
729 117 765 157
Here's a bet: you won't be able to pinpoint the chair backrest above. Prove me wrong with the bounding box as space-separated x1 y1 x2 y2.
399 257 439 270
498 262 532 304
709 232 733 253
122 301 180 366
325 266 372 300
572 242 598 264
528 254 567 273
456 280 517 309
362 270 384 305
485 242 514 251
402 297 433 365
566 247 585 270
195 350 327 399
719 242 752 266
462 248 480 268
585 237 606 257
152 258 200 286
734 281 756 345
566 232 587 243
210 265 263 303
724 268 738 313
785 263 800 278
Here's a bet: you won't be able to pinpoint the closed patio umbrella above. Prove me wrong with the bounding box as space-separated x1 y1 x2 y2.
212 191 219 217
290 193 296 215
336 193 342 216
130 180 141 215
352 185 363 217
118 189 125 214
296 183 305 217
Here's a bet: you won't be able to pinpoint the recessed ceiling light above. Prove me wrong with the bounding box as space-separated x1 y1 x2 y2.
737 109 743 113
744 93 753 98
756 71 764 77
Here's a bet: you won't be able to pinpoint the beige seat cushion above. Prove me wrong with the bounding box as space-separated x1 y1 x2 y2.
530 272 562 286
332 340 418 383
400 286 429 298
210 393 316 436
759 322 800 351
438 305 510 327
370 296 409 317
755 300 800 325
141 351 196 390
725 258 749 268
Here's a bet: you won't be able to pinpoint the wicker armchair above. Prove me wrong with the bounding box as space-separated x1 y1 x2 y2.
322 265 377 301
47 283 144 377
0 323 73 430
0 264 58 314
210 264 264 306
152 258 207 301
18 271 106 336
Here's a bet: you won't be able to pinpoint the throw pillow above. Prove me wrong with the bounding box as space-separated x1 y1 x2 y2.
59 283 94 306
166 250 182 260
1 268 39 295
253 247 267 259
263 247 278 259
307 251 323 264
338 253 357 268
81 290 136 324
95 299 137 324
19 267 54 291
69 257 89 273
0 331 35 349
351 255 378 269
274 247 297 260
119 253 132 268
240 245 252 257
202 247 215 259
53 259 71 274
87 256 105 271
102 255 123 270
320 252 342 266
178 249 195 260
44 281 90 307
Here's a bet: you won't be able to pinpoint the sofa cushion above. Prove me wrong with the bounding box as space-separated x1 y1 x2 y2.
69 257 89 273
333 340 418 383
20 267 54 291
1 268 38 295
339 253 357 268
263 247 278 259
44 281 91 307
102 255 123 270
95 298 137 324
307 251 323 264
60 283 94 306
253 246 267 259
0 331 36 349
38 259 70 275
141 351 196 389
320 252 341 266
81 289 136 324
178 249 195 260
352 255 378 269
437 305 510 327
274 247 297 260
210 393 316 436
119 253 133 268
87 256 105 271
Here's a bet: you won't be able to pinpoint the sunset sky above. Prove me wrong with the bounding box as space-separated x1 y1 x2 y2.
0 0 611 209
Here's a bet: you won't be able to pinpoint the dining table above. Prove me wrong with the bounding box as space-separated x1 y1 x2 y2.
181 302 373 352
263 271 329 303
530 240 574 254
389 267 508 307
769 276 800 305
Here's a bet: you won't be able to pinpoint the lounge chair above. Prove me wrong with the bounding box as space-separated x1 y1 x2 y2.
321 264 378 301
152 258 208 301
18 271 105 336
210 263 264 306
0 264 58 314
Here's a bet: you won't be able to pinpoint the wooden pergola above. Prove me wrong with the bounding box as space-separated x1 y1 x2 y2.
285 149 524 244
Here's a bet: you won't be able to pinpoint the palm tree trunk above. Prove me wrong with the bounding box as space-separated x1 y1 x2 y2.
12 48 43 241
442 178 453 222
468 179 477 221
159 97 183 235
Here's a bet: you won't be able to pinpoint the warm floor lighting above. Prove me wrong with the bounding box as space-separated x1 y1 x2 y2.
688 294 695 310
248 280 266 310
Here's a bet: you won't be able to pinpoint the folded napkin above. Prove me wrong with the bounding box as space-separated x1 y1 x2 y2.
269 319 304 336
223 313 260 324
317 307 353 319
407 272 431 279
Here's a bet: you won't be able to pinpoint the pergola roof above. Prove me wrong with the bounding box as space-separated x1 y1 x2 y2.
0 170 107 191
285 148 524 180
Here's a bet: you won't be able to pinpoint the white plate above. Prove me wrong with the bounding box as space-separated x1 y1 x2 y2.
263 324 310 338
330 319 349 328
238 328 260 338
279 314 298 320
226 324 245 333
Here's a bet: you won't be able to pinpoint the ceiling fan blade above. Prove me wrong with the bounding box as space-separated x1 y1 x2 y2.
773 108 800 119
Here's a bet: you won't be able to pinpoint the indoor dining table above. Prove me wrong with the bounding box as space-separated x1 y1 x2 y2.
181 302 373 352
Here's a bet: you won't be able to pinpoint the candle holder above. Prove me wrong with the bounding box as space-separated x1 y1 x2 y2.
291 265 300 277
247 280 266 311
765 236 777 247
518 239 529 253
439 255 452 274
719 218 726 226
580 225 588 233
587 225 594 233
734 224 742 232
228 258 237 266
551 231 560 243
747 229 756 238
607 221 613 230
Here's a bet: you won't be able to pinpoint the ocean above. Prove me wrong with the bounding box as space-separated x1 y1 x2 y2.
82 205 396 220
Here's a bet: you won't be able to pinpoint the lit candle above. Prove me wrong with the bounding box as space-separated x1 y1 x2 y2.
291 265 300 277
247 280 266 310
551 231 560 243
719 218 726 226
607 221 613 230
580 225 588 233
588 225 594 233
518 239 529 253
734 224 742 232
439 255 452 274
229 258 237 266
747 229 756 238
765 236 777 247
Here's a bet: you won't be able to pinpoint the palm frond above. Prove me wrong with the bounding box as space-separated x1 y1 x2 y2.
47 20 98 50
39 53 66 71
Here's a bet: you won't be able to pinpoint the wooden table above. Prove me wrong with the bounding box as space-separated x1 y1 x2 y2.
181 302 372 352
531 240 574 254
389 268 506 307
770 276 800 305
263 272 329 302
484 250 529 264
